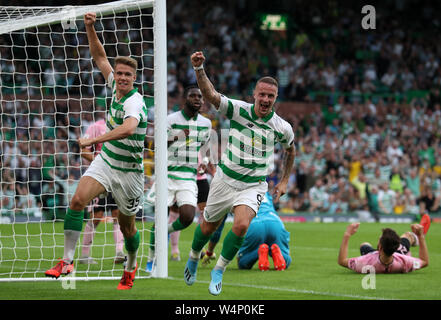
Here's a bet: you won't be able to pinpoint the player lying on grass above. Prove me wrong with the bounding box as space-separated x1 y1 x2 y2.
338 214 430 273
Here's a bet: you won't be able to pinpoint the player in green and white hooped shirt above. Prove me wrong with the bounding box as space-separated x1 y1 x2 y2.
45 12 146 290
184 51 296 295
146 86 211 268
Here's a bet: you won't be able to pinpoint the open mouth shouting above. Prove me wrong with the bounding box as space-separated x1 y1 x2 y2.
259 103 272 115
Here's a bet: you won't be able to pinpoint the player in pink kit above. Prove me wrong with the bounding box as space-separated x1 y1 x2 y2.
338 217 430 274
79 116 125 264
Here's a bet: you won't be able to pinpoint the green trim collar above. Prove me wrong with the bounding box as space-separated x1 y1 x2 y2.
251 104 274 122
181 109 198 121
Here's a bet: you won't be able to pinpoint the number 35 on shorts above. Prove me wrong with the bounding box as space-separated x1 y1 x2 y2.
129 197 140 209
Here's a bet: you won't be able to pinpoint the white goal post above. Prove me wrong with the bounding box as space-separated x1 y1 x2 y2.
0 0 168 281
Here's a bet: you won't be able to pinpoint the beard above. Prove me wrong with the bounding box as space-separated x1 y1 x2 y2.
185 101 201 113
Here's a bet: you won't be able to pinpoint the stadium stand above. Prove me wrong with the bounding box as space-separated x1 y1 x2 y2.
2 0 441 222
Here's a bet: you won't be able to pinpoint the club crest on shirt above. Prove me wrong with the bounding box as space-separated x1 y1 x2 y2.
109 117 116 127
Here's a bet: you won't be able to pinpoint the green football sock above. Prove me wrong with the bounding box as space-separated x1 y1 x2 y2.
221 229 244 261
191 224 211 252
169 218 186 232
125 230 140 253
64 208 84 232
125 231 140 271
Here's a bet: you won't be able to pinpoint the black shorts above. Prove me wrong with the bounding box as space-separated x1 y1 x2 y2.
396 238 411 255
197 179 210 204
360 238 411 256
91 193 118 213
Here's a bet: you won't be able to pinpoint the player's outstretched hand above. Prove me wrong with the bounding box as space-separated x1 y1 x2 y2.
344 222 360 237
272 184 286 203
411 224 424 237
191 51 205 68
84 12 96 26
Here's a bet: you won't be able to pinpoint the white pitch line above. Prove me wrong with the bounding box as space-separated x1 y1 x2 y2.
0 272 403 300
166 276 397 300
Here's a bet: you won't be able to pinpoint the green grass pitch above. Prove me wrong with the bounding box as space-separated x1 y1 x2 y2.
0 221 440 300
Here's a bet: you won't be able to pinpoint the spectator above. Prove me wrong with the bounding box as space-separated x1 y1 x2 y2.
15 184 42 218
418 141 435 167
389 167 405 194
387 140 403 167
308 178 330 213
351 172 368 200
366 184 380 221
4 0 441 222
378 182 397 215
379 156 392 183
41 180 66 221
362 153 377 182
347 185 367 213
418 186 440 214
403 188 419 215
0 183 15 216
405 167 421 198
348 154 362 183
330 178 350 214
381 67 397 89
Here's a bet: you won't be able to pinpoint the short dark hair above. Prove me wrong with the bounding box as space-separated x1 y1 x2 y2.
183 85 200 97
256 76 278 88
379 228 401 256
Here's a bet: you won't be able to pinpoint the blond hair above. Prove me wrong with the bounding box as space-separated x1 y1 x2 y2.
114 56 138 71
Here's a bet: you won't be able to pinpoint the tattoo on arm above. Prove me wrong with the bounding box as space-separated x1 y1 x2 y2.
195 69 220 109
280 145 296 182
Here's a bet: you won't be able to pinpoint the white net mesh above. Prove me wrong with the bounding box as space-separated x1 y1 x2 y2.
0 0 158 280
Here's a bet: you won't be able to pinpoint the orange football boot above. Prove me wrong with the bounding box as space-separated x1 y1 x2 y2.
117 263 138 290
258 244 270 271
45 259 74 279
271 244 286 271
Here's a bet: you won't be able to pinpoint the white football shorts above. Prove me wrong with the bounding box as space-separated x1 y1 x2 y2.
145 178 197 208
83 155 144 216
203 170 268 223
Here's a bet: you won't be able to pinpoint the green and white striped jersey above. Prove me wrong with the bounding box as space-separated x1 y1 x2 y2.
99 72 148 173
167 109 212 181
218 95 295 189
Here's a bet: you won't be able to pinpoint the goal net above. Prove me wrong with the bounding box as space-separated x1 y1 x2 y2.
0 0 168 281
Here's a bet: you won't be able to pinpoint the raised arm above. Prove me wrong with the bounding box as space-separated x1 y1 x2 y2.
338 223 360 268
84 12 112 81
190 51 221 109
411 224 429 268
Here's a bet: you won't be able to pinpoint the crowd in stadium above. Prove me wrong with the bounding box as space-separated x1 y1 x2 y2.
2 0 441 220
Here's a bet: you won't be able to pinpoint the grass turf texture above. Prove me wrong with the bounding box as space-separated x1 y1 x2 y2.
0 221 440 300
